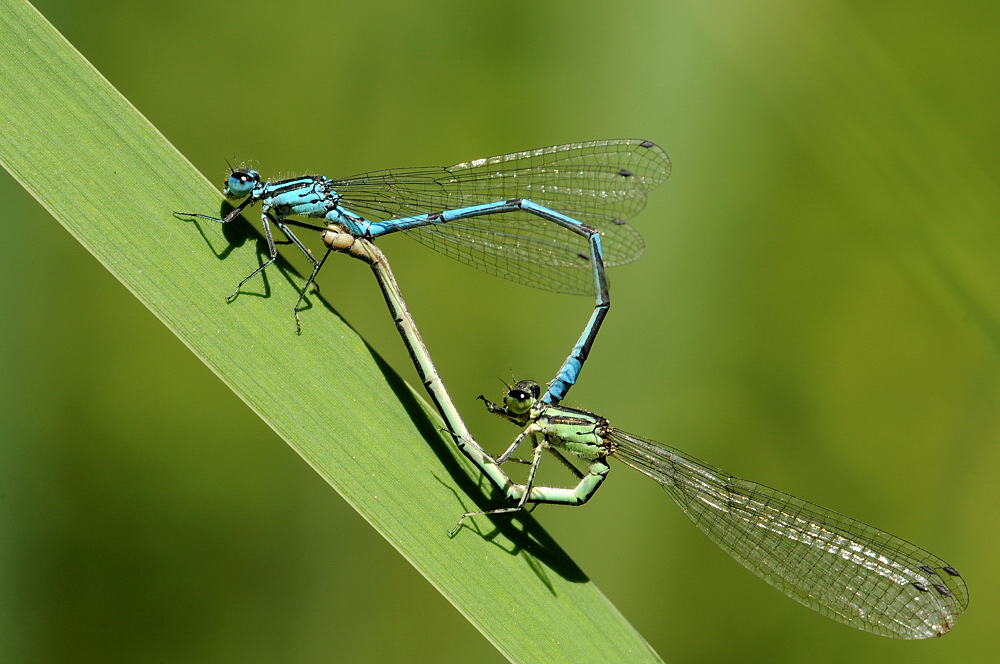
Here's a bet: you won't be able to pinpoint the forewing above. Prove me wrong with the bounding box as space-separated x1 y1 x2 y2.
408 211 594 294
333 139 669 272
611 430 968 639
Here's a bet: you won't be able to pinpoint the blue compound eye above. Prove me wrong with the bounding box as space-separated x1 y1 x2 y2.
224 170 259 198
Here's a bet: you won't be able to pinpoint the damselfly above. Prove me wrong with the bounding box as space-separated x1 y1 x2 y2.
176 139 670 405
459 379 969 639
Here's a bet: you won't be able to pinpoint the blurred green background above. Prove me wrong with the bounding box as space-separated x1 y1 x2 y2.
1 0 997 661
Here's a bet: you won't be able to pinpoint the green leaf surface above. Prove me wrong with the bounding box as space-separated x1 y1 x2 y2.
0 1 660 662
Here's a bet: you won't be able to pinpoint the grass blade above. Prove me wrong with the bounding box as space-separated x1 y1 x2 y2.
0 1 661 661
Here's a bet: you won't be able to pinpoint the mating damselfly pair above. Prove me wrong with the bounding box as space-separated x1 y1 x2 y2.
177 139 967 639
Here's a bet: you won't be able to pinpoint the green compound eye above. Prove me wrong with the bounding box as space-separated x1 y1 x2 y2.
503 390 531 414
503 380 540 414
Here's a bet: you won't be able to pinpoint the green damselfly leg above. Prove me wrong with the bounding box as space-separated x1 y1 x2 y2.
461 379 969 639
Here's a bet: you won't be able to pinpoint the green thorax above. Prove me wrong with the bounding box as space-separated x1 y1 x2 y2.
530 403 613 462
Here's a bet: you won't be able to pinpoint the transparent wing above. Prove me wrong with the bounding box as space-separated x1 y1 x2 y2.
331 139 669 289
611 429 968 639
409 210 598 294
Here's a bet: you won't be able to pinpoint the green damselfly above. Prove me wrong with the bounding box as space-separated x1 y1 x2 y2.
460 379 969 639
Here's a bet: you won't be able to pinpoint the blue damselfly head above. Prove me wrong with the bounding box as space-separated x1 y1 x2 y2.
224 169 260 199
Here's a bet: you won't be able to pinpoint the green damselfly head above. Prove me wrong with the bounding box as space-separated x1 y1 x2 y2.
504 380 540 414
224 169 259 199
